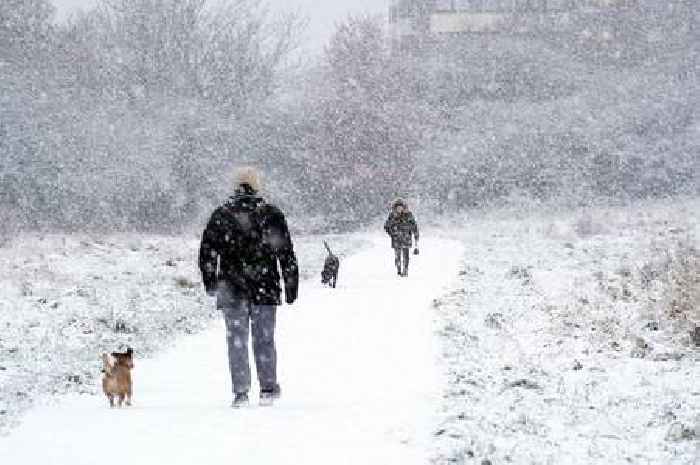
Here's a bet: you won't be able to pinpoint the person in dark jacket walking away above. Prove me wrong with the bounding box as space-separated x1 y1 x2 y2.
199 167 298 408
384 198 419 277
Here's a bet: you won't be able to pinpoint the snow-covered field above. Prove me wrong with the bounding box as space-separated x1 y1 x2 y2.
1 236 462 464
430 198 699 464
1 198 698 464
0 232 368 434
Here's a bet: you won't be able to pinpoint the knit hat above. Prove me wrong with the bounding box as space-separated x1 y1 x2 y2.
235 166 261 192
392 198 407 209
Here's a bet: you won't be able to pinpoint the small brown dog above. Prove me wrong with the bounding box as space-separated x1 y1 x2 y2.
101 348 134 408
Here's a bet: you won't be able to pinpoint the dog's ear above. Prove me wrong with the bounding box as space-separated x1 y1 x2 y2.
125 348 135 368
102 353 114 374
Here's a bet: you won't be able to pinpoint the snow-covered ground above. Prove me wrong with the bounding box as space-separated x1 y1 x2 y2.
0 232 368 433
0 237 463 464
1 198 698 464
430 199 700 464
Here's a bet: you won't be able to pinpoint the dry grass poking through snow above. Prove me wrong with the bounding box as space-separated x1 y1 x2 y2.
0 233 367 435
651 241 699 328
429 197 699 465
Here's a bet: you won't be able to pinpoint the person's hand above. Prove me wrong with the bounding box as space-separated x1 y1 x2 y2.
285 287 297 305
414 248 419 255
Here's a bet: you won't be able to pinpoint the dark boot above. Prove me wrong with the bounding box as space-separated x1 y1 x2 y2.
259 384 281 406
232 392 249 408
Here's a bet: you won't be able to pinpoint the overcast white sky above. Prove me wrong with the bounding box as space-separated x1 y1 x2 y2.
52 0 387 52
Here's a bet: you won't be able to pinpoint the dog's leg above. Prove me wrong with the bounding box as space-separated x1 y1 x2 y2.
107 394 115 408
126 383 132 406
118 394 125 408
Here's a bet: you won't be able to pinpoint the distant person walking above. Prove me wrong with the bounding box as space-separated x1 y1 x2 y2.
199 167 298 408
384 199 419 277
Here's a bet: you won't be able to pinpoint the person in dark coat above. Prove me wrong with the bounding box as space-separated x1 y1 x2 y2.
199 167 298 408
384 198 419 277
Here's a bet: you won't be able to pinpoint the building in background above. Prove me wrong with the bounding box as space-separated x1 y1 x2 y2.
389 0 648 53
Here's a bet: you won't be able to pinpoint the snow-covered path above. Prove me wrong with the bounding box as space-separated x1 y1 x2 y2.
0 237 463 464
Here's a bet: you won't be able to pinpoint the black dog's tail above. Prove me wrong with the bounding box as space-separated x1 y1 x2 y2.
323 240 333 256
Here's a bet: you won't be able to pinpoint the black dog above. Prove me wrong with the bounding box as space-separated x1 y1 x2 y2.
321 241 339 288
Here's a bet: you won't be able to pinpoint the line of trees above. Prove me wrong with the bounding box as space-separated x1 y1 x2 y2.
1 1 697 235
1 0 304 233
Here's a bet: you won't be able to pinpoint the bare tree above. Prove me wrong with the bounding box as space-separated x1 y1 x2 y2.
312 14 425 221
0 0 306 232
0 0 54 65
60 0 304 112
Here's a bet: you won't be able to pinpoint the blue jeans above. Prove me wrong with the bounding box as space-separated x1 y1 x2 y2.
217 286 278 395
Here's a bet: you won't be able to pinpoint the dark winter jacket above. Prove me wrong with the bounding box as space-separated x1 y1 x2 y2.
198 186 299 306
384 210 419 249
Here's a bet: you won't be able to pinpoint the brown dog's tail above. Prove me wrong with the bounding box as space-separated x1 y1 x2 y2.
323 241 333 256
